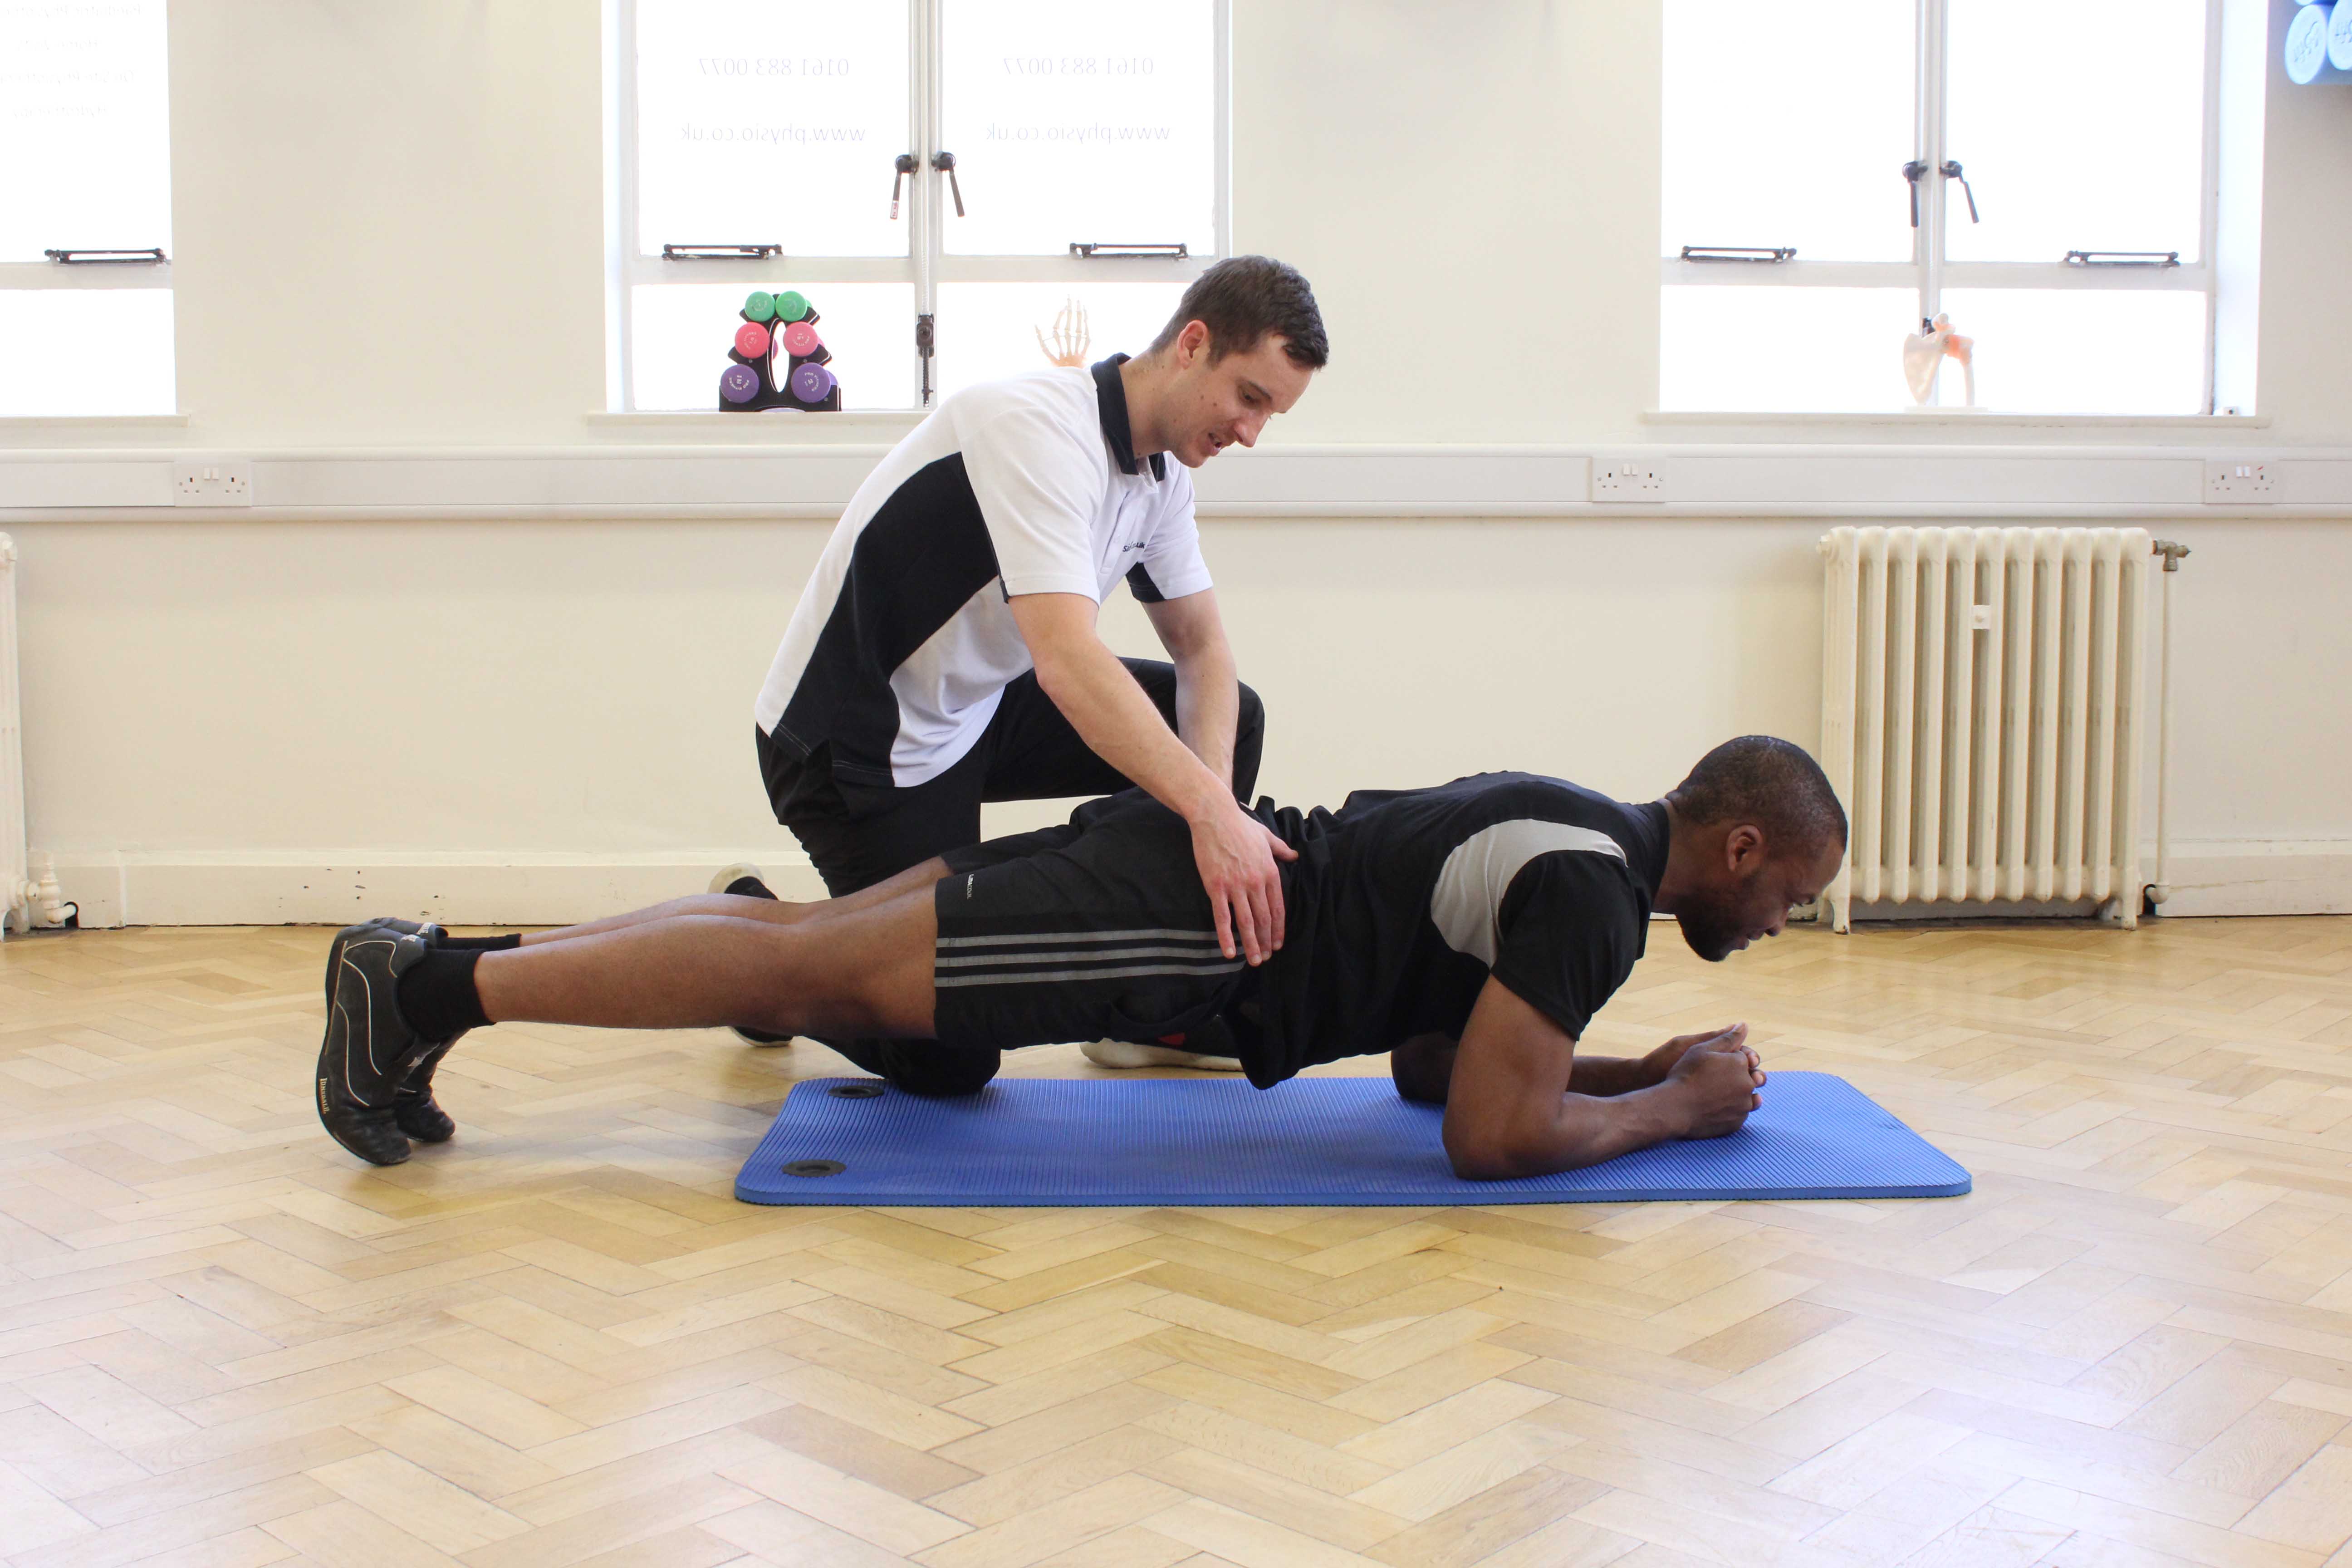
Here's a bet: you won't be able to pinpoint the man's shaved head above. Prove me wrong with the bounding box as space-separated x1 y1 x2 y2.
1660 737 1848 961
1666 736 1847 864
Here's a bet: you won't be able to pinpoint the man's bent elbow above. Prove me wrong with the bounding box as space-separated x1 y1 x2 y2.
1442 1124 1550 1183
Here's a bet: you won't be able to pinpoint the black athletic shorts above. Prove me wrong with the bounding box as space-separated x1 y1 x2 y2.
931 789 1258 1052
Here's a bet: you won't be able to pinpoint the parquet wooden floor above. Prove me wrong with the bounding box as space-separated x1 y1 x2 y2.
4 916 2352 1568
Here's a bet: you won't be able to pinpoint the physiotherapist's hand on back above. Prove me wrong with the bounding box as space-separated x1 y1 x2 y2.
1189 798 1298 965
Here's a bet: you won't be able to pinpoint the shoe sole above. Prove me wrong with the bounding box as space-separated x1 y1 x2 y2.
708 862 774 897
1081 1039 1245 1071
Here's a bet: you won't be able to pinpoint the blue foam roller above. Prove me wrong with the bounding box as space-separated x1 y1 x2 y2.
735 1070 1969 1207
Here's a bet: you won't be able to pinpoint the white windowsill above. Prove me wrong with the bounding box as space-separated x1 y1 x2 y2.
0 414 191 434
1642 409 2272 430
584 410 926 440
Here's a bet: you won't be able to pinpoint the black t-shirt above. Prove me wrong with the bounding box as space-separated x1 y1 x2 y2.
1241 773 1670 1088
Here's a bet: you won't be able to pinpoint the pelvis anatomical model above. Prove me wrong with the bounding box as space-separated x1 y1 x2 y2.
1903 313 1975 407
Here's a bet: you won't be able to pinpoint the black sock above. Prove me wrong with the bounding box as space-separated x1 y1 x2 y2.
436 933 522 952
396 947 490 1042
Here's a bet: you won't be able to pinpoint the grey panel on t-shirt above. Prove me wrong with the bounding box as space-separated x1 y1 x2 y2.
1429 819 1627 967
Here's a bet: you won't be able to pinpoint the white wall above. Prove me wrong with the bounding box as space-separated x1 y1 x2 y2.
7 0 2352 925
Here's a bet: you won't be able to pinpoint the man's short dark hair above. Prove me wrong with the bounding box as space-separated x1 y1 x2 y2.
1667 736 1848 862
1147 255 1328 368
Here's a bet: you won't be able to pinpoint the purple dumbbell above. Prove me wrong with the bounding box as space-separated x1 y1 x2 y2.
720 363 762 404
790 362 836 403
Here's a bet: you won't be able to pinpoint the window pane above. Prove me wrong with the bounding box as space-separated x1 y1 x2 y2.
636 2 909 259
632 282 915 410
939 1 1215 257
1945 0 2205 263
0 290 174 416
934 280 1186 398
0 0 172 261
1662 1 1916 264
1936 289 2205 413
1660 286 1921 412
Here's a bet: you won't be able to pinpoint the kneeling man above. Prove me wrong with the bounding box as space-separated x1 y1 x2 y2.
316 736 1846 1181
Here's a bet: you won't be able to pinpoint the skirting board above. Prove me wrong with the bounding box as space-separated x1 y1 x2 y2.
44 852 831 930
34 839 2352 929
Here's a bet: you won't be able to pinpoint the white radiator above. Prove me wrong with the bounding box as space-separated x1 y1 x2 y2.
0 534 27 937
1818 526 2152 932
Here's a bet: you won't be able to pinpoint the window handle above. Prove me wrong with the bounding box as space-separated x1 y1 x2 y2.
1940 159 1980 223
661 244 782 261
932 151 965 216
2065 250 2179 268
1678 245 1794 263
1902 159 1927 227
44 248 167 264
891 153 917 219
916 312 936 406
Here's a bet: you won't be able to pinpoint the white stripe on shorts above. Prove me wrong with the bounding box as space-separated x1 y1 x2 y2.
935 927 1224 950
934 957 1245 989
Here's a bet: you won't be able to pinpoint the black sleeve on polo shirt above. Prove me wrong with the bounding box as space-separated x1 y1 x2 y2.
1489 850 1647 1041
1125 562 1166 603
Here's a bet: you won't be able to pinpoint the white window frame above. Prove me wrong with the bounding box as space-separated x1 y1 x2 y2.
1661 0 2228 415
605 0 1231 413
1 0 176 420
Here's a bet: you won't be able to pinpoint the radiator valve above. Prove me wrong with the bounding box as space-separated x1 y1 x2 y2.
2152 539 2190 572
25 855 74 929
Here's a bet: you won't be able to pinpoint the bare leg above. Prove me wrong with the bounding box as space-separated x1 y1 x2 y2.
474 880 940 1040
513 858 953 947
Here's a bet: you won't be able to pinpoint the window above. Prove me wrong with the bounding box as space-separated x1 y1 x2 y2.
1660 0 2231 415
612 0 1227 413
0 0 175 417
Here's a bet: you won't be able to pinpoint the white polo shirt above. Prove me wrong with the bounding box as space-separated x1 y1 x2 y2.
755 356 1212 790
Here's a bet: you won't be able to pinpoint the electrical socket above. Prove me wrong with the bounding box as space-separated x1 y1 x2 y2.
171 459 254 506
2203 459 2274 503
1591 459 1667 503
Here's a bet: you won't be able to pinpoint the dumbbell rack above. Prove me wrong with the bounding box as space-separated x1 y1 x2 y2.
719 289 844 412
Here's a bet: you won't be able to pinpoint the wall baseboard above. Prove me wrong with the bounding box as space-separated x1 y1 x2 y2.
32 839 2352 930
2150 840 2352 917
43 852 830 930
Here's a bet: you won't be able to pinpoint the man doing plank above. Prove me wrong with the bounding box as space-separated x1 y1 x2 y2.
315 738 1846 1176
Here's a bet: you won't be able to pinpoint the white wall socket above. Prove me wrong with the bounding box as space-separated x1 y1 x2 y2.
1591 459 1667 503
2203 459 2274 503
172 459 254 506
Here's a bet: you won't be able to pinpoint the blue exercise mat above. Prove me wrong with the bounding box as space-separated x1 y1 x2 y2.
735 1069 1969 1207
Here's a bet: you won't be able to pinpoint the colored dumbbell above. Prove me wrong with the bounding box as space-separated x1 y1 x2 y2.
742 291 777 323
720 363 761 404
790 362 837 403
735 321 773 359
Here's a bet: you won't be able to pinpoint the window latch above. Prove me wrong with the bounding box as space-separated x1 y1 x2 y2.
1069 242 1189 259
1903 159 1927 226
1678 246 1794 263
1940 160 1980 223
2066 250 2179 268
891 153 917 219
931 152 964 216
916 312 936 406
660 244 782 261
44 247 167 265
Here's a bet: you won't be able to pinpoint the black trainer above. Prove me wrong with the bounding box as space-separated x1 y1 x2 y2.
326 918 462 1142
392 1037 461 1143
315 927 436 1166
